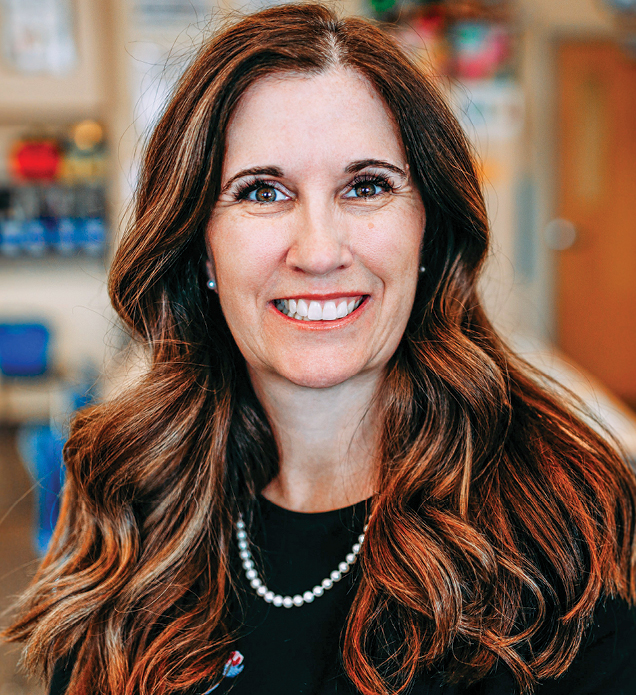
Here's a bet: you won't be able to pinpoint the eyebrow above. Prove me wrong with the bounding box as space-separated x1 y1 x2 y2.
221 166 284 193
221 159 407 192
345 159 406 177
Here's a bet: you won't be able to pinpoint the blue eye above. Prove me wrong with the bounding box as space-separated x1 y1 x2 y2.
246 184 289 203
344 177 392 199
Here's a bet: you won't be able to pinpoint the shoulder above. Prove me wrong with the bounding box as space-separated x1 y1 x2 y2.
583 595 636 645
539 596 636 694
476 596 636 695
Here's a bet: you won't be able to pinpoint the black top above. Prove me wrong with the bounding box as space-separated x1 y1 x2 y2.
49 496 636 695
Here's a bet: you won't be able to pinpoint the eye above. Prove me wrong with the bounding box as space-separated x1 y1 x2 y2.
244 183 289 203
344 176 393 199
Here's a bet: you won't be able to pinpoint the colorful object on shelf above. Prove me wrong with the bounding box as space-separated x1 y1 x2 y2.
391 5 450 75
56 217 76 255
23 218 47 255
0 323 50 377
7 123 107 185
370 0 397 17
79 217 107 256
10 139 62 182
369 0 516 83
61 121 108 183
0 182 107 257
0 124 108 257
451 21 512 80
0 219 22 256
72 120 104 151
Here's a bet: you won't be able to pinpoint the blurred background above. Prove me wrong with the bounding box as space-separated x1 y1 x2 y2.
0 0 635 692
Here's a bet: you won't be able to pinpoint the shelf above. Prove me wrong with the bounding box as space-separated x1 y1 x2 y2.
0 374 67 424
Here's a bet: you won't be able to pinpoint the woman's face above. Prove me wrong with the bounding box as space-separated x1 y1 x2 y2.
206 68 426 389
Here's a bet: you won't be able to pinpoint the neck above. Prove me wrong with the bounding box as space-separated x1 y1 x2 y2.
249 366 381 513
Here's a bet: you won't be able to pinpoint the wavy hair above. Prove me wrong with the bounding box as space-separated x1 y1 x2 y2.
5 5 636 695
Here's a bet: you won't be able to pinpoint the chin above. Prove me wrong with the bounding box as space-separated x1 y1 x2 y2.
277 363 364 390
284 372 358 390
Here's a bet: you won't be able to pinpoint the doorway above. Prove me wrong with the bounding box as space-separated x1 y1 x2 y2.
556 39 636 410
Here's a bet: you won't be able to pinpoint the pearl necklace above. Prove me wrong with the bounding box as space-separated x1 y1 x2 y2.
236 514 368 608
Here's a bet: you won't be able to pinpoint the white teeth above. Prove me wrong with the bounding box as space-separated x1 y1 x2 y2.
307 301 323 320
297 299 309 317
322 301 337 320
276 296 365 322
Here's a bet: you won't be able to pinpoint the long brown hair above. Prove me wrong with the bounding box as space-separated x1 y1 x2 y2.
5 5 636 694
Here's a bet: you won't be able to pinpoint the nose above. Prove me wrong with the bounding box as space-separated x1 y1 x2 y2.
285 201 353 276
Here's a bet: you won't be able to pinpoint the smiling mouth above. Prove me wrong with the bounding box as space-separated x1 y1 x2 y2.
273 296 366 321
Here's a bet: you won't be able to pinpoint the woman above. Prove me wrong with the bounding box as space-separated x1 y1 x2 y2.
6 5 636 695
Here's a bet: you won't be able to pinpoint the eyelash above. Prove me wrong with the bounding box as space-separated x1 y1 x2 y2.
234 178 284 202
349 173 395 194
232 173 396 202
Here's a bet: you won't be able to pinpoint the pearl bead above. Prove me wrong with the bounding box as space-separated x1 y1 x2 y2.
237 513 369 608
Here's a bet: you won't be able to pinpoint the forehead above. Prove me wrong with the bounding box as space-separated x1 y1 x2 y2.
222 68 406 176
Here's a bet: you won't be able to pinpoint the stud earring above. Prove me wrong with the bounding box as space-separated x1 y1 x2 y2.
419 266 425 273
207 279 217 290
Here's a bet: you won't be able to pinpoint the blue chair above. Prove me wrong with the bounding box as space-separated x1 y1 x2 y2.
16 379 98 555
17 424 65 555
0 323 50 376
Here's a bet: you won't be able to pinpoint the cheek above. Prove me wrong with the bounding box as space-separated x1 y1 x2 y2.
354 206 425 278
208 214 285 298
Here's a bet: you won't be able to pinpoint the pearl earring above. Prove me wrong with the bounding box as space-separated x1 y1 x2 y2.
207 279 217 290
419 266 425 273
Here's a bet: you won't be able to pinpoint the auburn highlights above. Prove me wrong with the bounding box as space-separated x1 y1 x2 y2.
5 5 636 695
